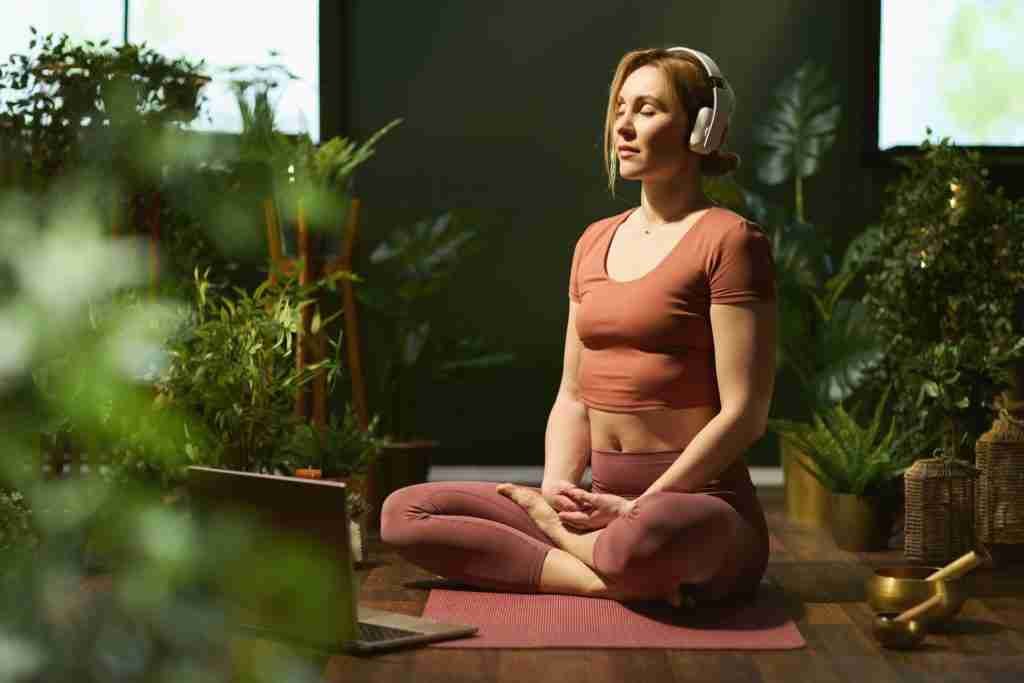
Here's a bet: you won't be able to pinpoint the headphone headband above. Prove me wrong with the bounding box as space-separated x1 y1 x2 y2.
664 46 734 155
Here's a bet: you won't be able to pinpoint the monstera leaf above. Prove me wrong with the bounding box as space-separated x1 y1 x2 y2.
751 61 840 188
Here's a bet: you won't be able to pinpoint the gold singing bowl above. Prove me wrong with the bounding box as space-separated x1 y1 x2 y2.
865 566 967 626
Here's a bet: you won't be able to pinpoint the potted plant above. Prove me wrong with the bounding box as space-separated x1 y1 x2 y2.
768 385 924 551
355 211 517 500
237 79 403 262
853 133 1024 472
276 405 388 560
0 29 208 186
224 56 300 200
154 267 348 474
277 404 385 481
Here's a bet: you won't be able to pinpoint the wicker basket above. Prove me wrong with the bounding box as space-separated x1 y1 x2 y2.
904 456 978 564
975 400 1024 545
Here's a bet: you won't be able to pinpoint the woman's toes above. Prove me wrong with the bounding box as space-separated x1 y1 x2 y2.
496 483 535 508
496 484 562 533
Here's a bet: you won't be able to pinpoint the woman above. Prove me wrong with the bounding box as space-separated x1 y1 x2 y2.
380 46 777 608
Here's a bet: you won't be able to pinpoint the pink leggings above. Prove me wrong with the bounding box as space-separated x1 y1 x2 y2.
379 449 770 604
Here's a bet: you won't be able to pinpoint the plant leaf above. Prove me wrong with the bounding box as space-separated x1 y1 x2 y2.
751 60 840 186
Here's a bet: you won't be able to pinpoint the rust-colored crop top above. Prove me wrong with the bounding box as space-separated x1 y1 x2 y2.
568 206 776 413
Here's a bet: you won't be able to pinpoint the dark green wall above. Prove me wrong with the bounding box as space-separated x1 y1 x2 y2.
324 2 1013 466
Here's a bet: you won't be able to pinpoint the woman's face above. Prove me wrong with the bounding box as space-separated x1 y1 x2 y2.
614 65 690 180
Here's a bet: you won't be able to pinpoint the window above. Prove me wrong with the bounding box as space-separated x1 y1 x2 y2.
878 0 1023 150
129 1 320 141
0 2 123 108
0 2 123 56
2 1 320 142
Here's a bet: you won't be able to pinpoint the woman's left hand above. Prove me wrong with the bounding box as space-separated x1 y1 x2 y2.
556 488 637 531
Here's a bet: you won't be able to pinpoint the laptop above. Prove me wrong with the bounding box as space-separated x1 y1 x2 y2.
185 466 478 654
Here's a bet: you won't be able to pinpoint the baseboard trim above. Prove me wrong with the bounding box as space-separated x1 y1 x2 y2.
428 465 783 488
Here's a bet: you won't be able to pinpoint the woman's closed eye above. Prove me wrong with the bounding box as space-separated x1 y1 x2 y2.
617 108 656 117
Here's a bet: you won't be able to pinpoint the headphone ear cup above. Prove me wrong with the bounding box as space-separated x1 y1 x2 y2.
689 107 714 153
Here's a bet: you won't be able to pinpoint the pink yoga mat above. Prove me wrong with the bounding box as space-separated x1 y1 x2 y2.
420 577 804 650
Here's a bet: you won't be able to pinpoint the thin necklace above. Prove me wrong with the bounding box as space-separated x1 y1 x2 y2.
638 201 715 236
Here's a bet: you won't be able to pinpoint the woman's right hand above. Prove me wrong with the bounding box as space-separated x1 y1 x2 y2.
541 479 585 515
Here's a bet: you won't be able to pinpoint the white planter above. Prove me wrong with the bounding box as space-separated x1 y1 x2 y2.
349 514 368 563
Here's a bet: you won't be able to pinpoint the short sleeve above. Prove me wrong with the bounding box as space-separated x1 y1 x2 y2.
708 220 776 304
568 235 584 303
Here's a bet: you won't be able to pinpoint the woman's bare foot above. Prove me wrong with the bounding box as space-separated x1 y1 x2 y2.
496 483 566 542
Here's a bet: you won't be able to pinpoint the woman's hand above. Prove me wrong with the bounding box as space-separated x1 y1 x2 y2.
541 479 585 515
555 488 637 531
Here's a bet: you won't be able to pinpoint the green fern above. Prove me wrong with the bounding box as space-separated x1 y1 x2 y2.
768 385 921 496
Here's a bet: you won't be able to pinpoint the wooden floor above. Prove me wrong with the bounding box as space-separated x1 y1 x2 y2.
326 487 1024 683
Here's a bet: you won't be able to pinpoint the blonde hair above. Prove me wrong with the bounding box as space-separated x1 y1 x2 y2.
603 47 741 197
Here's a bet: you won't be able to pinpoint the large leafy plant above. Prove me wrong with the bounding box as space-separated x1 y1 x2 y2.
357 211 517 440
767 386 923 496
708 60 881 422
750 60 841 224
855 133 1024 463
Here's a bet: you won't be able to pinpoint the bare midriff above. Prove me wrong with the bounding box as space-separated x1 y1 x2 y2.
587 403 718 453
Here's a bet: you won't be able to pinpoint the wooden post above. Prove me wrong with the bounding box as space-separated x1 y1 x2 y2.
263 198 283 284
295 199 312 420
311 330 327 428
335 198 369 432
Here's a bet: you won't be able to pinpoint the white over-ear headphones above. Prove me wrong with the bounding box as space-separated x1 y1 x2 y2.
664 46 735 156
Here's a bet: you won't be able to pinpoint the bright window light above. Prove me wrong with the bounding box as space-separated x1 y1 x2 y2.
128 1 320 142
879 0 1024 149
1 3 121 118
1 2 123 111
0 2 123 59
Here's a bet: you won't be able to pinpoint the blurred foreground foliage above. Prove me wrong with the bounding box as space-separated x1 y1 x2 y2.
0 30 407 681
0 173 345 683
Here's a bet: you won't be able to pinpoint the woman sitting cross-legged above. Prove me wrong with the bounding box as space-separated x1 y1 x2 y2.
380 45 777 609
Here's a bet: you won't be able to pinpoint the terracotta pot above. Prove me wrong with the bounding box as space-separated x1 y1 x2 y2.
832 492 893 551
782 439 831 528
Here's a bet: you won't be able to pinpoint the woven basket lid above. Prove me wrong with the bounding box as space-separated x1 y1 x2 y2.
906 456 978 479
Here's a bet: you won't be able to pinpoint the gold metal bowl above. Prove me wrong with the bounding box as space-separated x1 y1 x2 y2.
865 566 967 626
872 613 928 649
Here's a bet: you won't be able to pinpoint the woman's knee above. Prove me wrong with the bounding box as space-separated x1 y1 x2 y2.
379 482 438 545
594 492 738 582
643 492 736 535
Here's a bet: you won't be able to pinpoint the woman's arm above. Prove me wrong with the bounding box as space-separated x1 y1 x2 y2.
542 301 591 493
639 299 777 497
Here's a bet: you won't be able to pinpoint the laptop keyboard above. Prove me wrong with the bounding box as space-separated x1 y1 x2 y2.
358 621 422 642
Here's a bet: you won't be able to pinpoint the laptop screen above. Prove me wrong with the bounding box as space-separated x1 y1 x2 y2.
185 466 360 649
